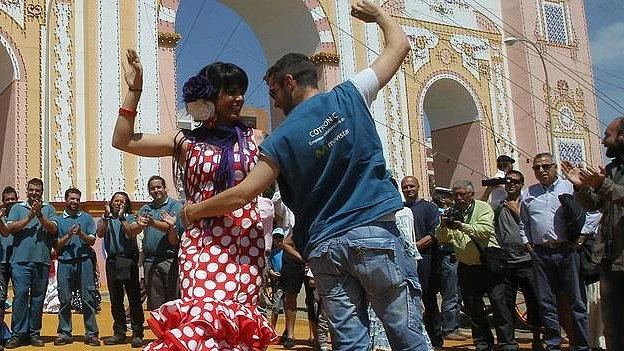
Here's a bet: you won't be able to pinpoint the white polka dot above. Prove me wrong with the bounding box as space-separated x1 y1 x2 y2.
231 227 241 235
251 211 258 220
256 275 263 285
237 292 247 303
207 263 218 272
171 329 182 338
249 247 259 257
202 162 212 173
241 218 252 229
212 226 223 236
194 192 202 201
225 263 237 274
199 253 210 263
218 253 229 264
205 181 214 192
249 266 259 276
225 281 236 291
183 326 194 337
258 257 264 267
180 305 190 314
189 156 197 166
240 237 250 247
248 283 257 294
215 272 227 283
187 340 197 350
181 237 191 248
195 327 205 336
203 312 213 321
202 236 213 246
251 295 258 305
232 209 243 218
183 261 192 271
243 203 251 210
240 273 250 284
223 217 233 227
195 270 207 280
209 246 221 256
229 245 238 255
189 228 200 238
221 236 231 246
193 287 206 297
249 228 258 239
240 255 250 265
234 170 244 181
191 254 200 263
205 280 216 290
189 270 195 279
214 289 226 300
190 306 201 317
182 278 190 289
213 155 221 163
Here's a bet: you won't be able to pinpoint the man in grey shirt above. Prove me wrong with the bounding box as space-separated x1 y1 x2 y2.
493 170 542 351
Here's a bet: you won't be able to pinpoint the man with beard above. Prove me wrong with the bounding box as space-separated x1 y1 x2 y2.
562 116 624 351
53 188 100 346
0 179 57 348
519 153 599 351
138 176 182 311
96 192 146 348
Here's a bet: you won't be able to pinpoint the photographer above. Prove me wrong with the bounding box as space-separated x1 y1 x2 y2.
482 155 515 205
436 180 513 351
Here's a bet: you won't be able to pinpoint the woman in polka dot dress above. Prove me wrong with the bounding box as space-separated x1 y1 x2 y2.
112 49 278 350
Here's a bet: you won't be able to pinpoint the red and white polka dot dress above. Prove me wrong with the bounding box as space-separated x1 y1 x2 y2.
145 128 277 350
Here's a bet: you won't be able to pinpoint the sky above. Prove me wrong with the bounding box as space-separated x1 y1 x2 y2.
174 0 624 135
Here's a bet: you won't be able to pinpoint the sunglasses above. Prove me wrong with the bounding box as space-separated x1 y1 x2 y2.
505 178 523 185
532 163 555 171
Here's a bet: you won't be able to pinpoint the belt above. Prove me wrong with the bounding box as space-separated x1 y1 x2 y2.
534 241 575 249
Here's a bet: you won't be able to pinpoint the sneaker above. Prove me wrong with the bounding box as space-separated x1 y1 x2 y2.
283 337 295 349
53 336 73 346
444 331 467 341
84 336 101 346
30 337 45 347
4 336 28 349
103 334 126 345
130 336 143 348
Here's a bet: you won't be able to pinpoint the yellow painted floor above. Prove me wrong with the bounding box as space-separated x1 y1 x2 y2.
1 301 544 350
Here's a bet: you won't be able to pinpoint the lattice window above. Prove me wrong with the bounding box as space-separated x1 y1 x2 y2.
558 138 585 165
543 2 568 45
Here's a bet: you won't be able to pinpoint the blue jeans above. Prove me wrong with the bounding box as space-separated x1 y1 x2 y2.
308 221 428 351
11 262 49 338
533 247 589 351
57 258 99 338
600 269 624 351
438 253 461 335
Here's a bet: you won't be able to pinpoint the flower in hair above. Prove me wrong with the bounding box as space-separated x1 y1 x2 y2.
182 75 214 102
186 99 216 126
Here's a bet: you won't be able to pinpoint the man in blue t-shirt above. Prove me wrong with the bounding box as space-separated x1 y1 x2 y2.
182 2 427 349
138 175 182 310
53 188 100 346
0 178 57 348
0 186 18 337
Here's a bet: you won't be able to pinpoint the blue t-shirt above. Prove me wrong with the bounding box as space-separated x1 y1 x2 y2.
103 214 138 258
55 210 96 261
6 201 57 265
139 198 183 261
404 199 441 255
260 80 402 258
270 248 283 273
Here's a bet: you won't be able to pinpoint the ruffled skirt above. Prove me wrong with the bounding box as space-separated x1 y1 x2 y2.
144 297 277 350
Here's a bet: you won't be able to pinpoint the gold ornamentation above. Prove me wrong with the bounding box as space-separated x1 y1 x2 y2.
438 48 453 65
158 32 182 47
26 3 45 22
415 36 427 49
310 52 340 65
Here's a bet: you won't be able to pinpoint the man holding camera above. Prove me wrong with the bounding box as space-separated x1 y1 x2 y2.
482 155 515 205
138 175 182 311
436 180 513 351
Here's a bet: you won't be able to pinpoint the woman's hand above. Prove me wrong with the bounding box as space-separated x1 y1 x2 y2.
123 49 143 91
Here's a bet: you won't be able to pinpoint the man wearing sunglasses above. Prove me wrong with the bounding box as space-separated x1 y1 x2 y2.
519 153 599 351
493 171 542 351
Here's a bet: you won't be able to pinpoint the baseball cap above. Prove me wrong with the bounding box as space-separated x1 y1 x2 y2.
496 155 515 164
272 227 285 237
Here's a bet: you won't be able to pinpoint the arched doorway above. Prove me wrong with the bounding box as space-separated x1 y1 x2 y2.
0 33 20 188
423 76 487 190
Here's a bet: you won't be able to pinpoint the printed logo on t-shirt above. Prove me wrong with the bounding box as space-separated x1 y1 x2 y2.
307 112 350 158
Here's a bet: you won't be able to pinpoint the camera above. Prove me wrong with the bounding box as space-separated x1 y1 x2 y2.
443 207 464 226
481 177 509 187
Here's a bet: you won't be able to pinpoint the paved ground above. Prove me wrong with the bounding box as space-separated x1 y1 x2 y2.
1 301 546 350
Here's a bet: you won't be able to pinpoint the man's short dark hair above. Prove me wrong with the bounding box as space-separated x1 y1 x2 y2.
264 53 318 89
148 175 166 189
64 187 82 200
505 170 524 184
27 178 44 188
2 186 17 198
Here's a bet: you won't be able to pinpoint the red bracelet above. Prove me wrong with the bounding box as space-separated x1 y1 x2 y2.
118 107 137 117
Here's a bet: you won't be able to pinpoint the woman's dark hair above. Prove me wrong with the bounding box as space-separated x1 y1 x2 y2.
173 62 251 199
110 191 133 215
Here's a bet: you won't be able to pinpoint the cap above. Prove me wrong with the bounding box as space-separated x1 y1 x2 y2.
272 227 285 237
497 155 515 164
433 186 452 195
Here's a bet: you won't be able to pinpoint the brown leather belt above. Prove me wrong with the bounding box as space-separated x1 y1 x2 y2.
534 241 575 249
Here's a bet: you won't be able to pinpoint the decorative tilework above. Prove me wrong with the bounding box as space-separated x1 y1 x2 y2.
543 2 567 45
558 138 585 165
